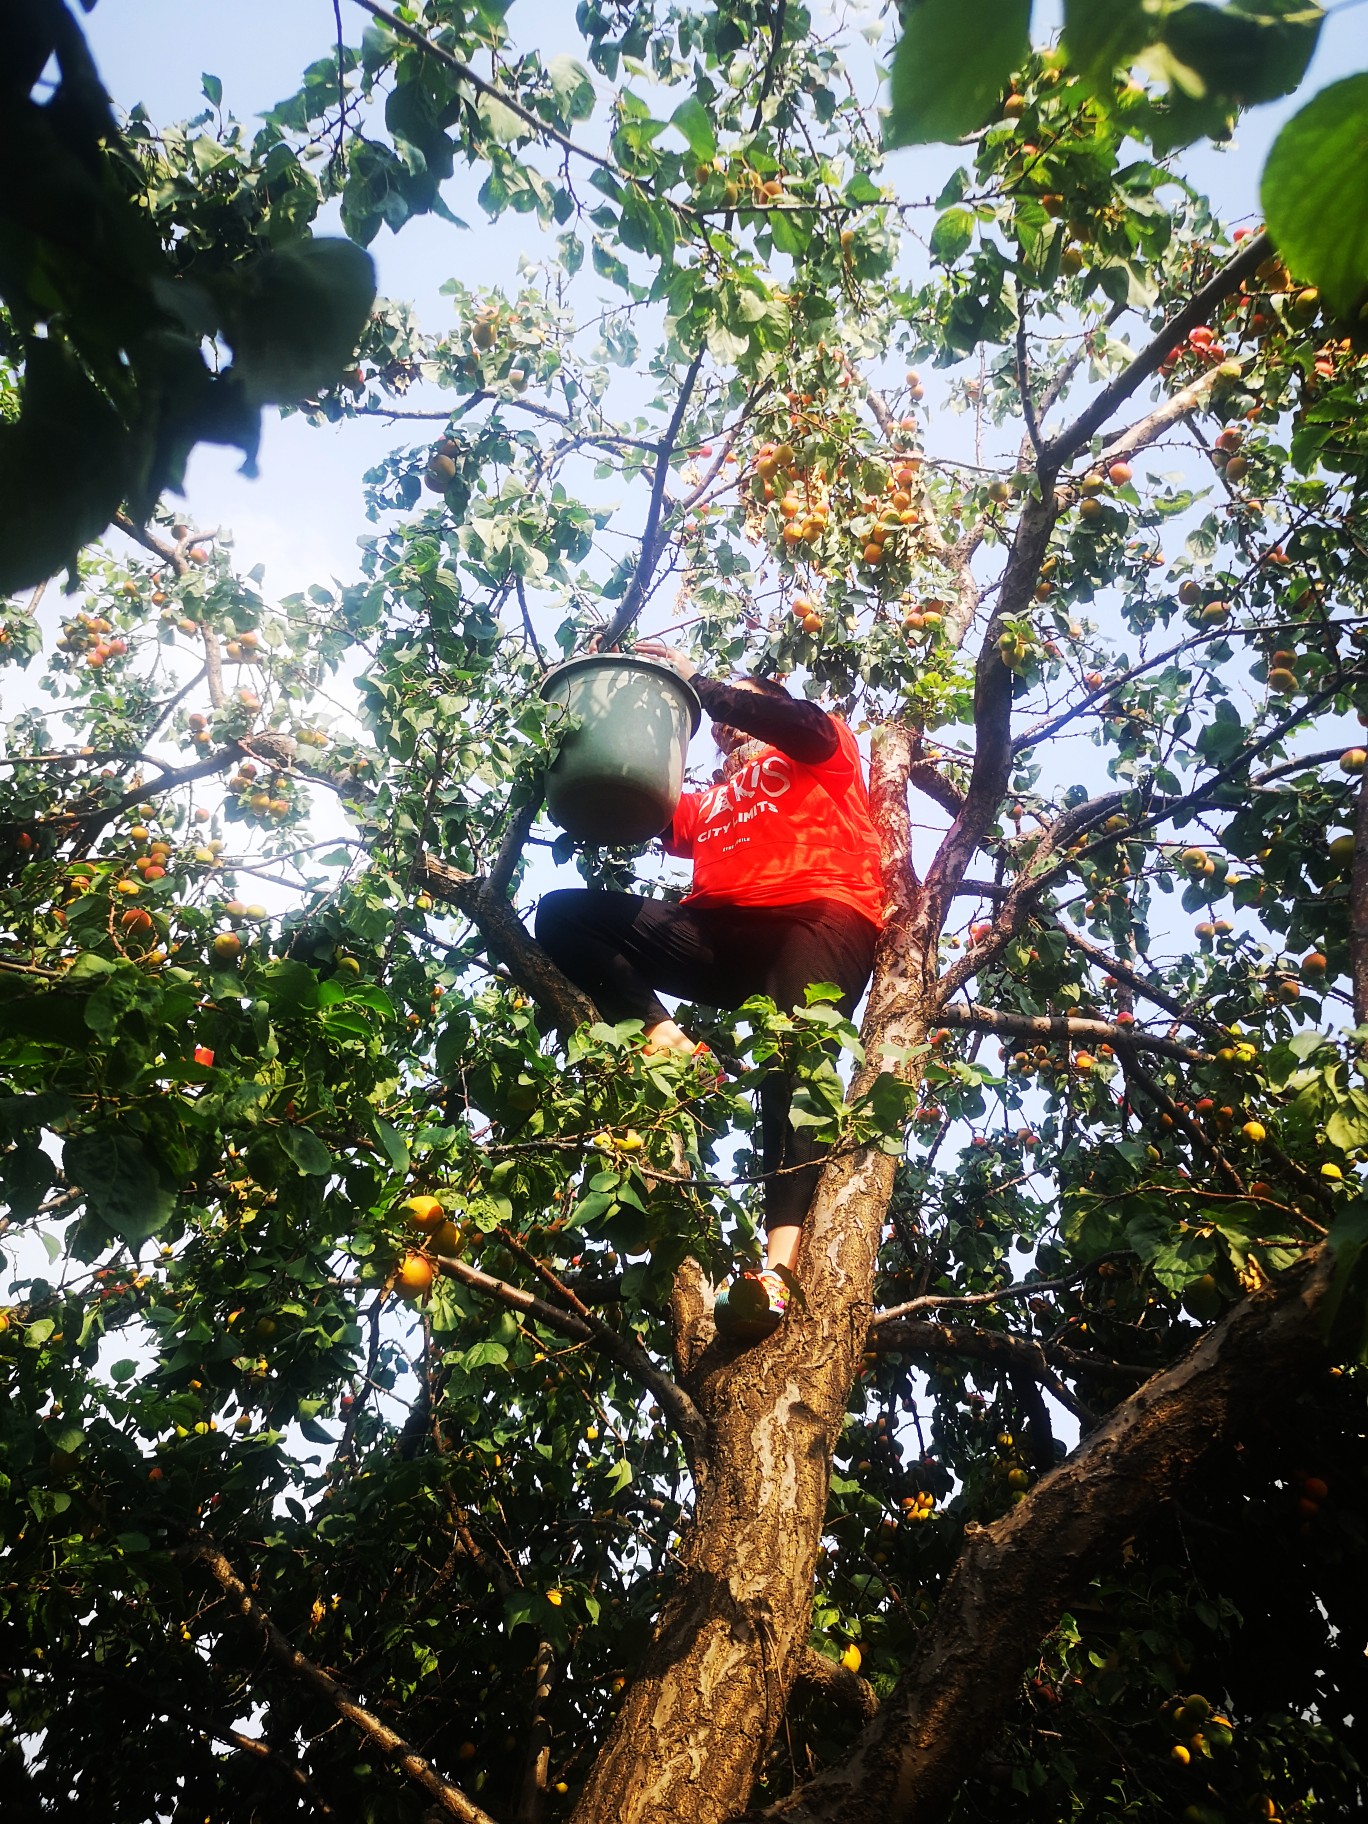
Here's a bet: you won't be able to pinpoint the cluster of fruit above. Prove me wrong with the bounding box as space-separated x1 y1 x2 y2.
210 901 268 964
1164 1690 1235 1768
1263 646 1304 696
226 760 295 824
54 609 128 669
688 156 792 210
748 431 927 586
1177 577 1233 625
1075 459 1134 523
591 1128 644 1154
221 628 262 663
899 1489 937 1523
1158 320 1246 382
463 301 536 390
395 1194 472 1300
424 436 459 491
1004 1043 1111 1079
1295 1469 1329 1519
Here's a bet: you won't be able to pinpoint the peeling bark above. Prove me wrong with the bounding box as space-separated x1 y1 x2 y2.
754 1245 1334 1822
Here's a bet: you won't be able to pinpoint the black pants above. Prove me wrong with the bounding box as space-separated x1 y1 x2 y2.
535 891 879 1230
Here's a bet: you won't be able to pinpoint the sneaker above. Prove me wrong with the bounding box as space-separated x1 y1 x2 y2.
714 1269 790 1343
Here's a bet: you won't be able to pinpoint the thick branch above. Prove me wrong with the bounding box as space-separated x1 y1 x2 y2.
600 345 708 649
867 1318 1098 1431
435 1250 706 1458
490 789 542 897
1044 233 1270 473
923 490 1058 918
938 1003 1211 1066
758 1243 1334 1822
185 1541 497 1824
421 852 596 1034
906 756 964 820
515 1639 557 1824
790 1648 879 1724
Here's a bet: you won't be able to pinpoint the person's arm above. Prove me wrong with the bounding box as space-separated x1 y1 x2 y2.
691 676 838 765
632 640 838 765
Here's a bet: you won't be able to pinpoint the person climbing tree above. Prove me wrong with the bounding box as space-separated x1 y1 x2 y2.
535 639 884 1340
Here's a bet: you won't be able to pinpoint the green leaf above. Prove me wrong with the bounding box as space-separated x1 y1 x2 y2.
930 206 975 263
478 93 527 143
1261 74 1368 320
278 1125 334 1176
1063 0 1150 78
202 73 223 108
885 0 1031 148
548 54 596 124
1160 1 1323 110
63 1128 175 1248
216 239 378 407
1326 1090 1368 1153
461 1341 509 1370
372 1115 410 1174
670 95 717 161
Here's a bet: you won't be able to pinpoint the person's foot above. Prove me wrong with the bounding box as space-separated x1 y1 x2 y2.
714 1269 789 1343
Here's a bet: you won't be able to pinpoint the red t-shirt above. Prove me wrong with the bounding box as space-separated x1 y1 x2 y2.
661 718 884 927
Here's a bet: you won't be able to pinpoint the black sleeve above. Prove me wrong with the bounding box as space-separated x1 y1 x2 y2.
692 676 839 765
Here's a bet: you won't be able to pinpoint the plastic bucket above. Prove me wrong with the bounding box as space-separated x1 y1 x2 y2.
539 654 702 845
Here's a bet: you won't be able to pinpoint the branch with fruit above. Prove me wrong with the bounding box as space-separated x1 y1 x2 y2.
936 1003 1212 1067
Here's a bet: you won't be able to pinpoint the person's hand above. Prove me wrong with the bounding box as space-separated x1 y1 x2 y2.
634 639 697 681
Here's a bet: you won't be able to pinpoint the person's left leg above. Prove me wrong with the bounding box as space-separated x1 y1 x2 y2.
757 907 880 1270
714 906 878 1342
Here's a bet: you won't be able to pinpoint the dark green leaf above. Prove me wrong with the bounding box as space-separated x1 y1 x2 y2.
1063 0 1150 78
1161 1 1323 110
278 1126 333 1176
216 239 378 406
885 0 1031 148
671 97 718 161
548 55 596 124
63 1128 175 1248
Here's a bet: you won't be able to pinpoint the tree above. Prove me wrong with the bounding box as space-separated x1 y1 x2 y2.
1 3 1366 1821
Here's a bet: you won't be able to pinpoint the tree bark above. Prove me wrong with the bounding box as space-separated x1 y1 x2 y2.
754 1243 1335 1822
569 729 931 1824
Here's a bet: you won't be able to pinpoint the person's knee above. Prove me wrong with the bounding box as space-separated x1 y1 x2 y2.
534 889 580 959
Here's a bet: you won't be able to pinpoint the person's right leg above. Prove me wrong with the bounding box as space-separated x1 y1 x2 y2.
533 890 732 1049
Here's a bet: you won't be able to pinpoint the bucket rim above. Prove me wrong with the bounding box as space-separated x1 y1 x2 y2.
538 651 702 735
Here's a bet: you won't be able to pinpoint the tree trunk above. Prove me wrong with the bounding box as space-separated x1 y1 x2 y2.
755 1243 1336 1823
569 730 928 1824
